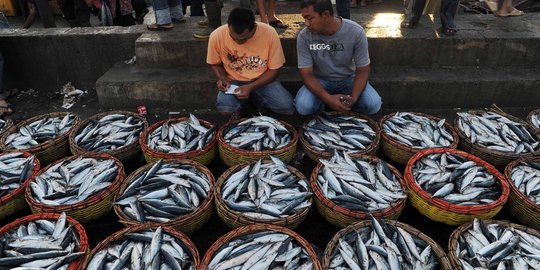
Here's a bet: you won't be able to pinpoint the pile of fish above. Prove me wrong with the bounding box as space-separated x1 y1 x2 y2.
456 218 540 269
0 153 35 198
456 111 539 154
328 217 439 270
221 156 311 220
208 230 313 269
531 113 540 130
510 160 540 204
86 226 195 270
0 212 85 270
74 113 144 152
302 113 376 152
316 152 405 212
146 114 216 154
4 114 76 150
382 112 454 149
30 157 118 206
223 116 291 151
412 152 502 205
115 160 211 223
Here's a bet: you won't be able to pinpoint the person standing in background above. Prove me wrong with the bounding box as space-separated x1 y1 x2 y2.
146 0 186 30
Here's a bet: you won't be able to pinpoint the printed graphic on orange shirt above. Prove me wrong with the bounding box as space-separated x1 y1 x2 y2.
225 49 268 73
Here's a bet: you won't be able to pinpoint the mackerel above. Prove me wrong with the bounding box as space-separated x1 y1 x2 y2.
382 112 453 149
0 153 35 198
4 114 76 150
510 160 540 205
224 116 291 151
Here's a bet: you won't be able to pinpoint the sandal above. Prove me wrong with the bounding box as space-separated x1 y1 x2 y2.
497 8 523 16
269 20 288 29
147 23 174 31
442 27 457 36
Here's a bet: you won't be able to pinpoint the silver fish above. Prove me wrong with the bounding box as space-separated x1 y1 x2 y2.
0 118 9 133
30 157 118 205
221 157 312 220
0 153 35 198
85 226 195 270
146 114 216 154
302 112 376 152
531 113 540 130
412 152 502 205
74 113 145 152
316 151 406 212
510 161 540 205
115 160 211 223
382 112 453 149
224 116 291 151
457 111 539 154
4 114 76 150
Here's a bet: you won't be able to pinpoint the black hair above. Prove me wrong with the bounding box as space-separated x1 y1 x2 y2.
300 0 333 16
227 7 256 34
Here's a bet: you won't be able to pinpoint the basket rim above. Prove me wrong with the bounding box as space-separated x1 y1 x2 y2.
526 108 540 133
454 109 540 159
299 112 381 159
113 158 215 227
214 159 312 225
379 112 460 154
0 118 14 135
68 110 148 156
504 156 540 214
217 117 299 156
139 117 218 159
0 112 80 153
25 153 126 212
0 152 41 206
309 154 408 219
323 219 451 269
404 147 510 214
200 223 322 270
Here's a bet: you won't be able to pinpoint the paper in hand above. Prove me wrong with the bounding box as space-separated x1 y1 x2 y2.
225 85 239 95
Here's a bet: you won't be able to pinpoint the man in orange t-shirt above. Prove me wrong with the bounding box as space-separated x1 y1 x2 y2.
207 7 294 118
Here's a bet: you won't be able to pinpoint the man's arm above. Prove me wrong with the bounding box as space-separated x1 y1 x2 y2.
348 65 370 104
210 64 230 91
299 67 351 112
234 68 280 99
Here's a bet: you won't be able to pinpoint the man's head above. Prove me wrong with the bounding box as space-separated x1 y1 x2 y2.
227 7 257 44
300 0 334 34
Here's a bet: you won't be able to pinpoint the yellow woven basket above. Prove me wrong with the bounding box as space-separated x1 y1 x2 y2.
0 152 40 219
504 157 540 230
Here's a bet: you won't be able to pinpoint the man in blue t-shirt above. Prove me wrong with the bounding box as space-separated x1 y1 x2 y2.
294 0 382 116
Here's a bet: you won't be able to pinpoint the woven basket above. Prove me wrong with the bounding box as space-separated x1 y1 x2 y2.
0 118 14 138
299 112 381 162
0 212 89 270
448 219 540 270
217 118 298 167
25 153 125 224
139 117 217 165
0 152 41 219
379 112 459 166
309 155 407 228
200 224 322 270
113 159 214 234
404 147 510 225
527 108 540 133
80 223 200 270
504 157 540 230
455 109 540 169
0 112 80 165
323 220 452 270
215 159 311 229
69 110 148 164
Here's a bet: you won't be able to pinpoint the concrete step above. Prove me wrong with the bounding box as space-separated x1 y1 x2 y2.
135 14 540 69
97 63 540 110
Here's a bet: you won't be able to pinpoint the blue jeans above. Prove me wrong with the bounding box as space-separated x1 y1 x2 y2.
151 0 183 24
295 76 382 115
216 81 295 115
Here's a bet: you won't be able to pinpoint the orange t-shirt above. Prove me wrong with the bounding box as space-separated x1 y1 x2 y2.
207 22 286 82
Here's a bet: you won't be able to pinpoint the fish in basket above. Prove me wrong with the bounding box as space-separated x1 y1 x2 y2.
4 114 76 150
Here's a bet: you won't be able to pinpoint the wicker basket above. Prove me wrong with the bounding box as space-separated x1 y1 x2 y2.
113 159 214 234
504 157 540 230
527 108 540 133
405 148 510 225
139 117 218 165
0 118 14 138
200 224 322 270
455 109 540 169
25 153 125 224
80 223 200 270
215 159 311 229
0 112 80 165
299 112 381 162
69 110 148 164
0 152 40 219
323 220 452 270
379 112 460 166
0 213 89 270
448 219 540 270
217 118 298 167
310 155 407 228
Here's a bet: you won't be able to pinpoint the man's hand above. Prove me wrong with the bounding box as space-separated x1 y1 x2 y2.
326 94 352 112
234 84 253 100
216 78 230 92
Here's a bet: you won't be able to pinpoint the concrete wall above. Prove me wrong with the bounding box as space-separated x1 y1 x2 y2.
0 26 144 92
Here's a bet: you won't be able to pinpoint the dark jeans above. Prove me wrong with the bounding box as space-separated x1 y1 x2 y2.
60 0 91 27
335 0 350 19
405 0 459 29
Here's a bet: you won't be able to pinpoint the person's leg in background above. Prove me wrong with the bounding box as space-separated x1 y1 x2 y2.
190 0 205 16
193 0 221 38
439 0 458 35
400 0 426 28
0 50 13 115
335 0 350 19
168 0 185 22
74 0 91 26
147 0 174 29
